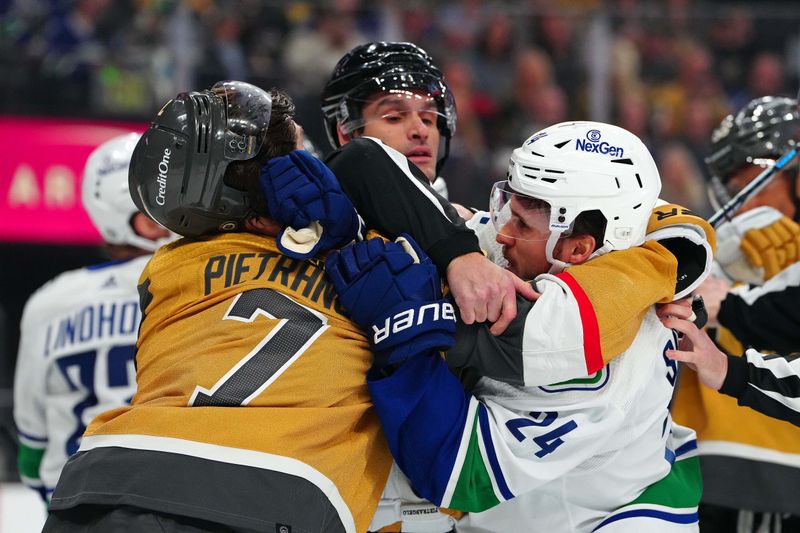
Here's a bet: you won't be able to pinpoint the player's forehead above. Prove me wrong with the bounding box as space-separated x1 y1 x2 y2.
364 89 438 113
727 162 785 191
510 194 549 218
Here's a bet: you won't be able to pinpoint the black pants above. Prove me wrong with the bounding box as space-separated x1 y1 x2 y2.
700 502 800 533
44 505 263 533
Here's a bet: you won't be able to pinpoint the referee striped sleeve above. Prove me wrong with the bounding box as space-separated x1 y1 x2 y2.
720 349 800 427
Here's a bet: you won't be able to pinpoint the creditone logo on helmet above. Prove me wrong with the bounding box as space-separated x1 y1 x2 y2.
575 130 624 158
155 148 171 206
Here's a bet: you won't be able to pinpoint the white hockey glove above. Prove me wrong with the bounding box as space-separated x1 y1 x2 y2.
646 202 716 301
715 206 800 285
465 210 508 268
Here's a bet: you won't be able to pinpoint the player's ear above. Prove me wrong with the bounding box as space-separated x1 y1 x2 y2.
336 123 353 145
132 212 171 240
556 234 595 264
245 215 282 237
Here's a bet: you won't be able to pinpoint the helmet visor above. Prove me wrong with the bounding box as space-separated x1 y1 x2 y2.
338 72 456 136
707 157 796 212
211 80 272 161
490 181 552 242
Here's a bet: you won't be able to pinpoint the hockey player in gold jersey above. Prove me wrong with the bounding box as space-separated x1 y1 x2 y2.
45 82 390 533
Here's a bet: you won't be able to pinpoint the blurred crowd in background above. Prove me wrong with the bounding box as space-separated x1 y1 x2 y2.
2 0 800 213
1 0 800 483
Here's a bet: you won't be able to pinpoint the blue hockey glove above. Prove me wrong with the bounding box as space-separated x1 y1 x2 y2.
326 235 456 368
260 150 363 259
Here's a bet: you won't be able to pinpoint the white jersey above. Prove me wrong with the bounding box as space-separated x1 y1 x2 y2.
369 301 700 532
456 308 698 532
13 255 148 500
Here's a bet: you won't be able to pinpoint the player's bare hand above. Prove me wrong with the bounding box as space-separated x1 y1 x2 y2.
660 316 728 390
655 299 693 321
446 253 539 335
452 202 474 221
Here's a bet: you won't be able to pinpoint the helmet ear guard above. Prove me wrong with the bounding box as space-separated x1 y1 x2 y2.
129 81 273 238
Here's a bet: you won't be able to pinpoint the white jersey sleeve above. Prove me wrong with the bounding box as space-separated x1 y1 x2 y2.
448 273 610 388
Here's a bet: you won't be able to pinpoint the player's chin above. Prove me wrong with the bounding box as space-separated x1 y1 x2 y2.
503 258 519 277
408 156 434 179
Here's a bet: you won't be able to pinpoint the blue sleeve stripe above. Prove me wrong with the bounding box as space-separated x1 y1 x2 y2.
664 447 676 465
593 509 698 530
478 403 514 501
674 439 697 458
17 429 48 443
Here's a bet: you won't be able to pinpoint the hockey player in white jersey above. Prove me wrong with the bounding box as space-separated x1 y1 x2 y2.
13 133 172 502
327 122 702 532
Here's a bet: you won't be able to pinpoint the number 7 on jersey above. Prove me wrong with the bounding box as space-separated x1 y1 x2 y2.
189 288 329 407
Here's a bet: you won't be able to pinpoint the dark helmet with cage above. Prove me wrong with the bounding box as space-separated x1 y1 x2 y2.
129 81 273 237
705 96 800 211
320 41 457 171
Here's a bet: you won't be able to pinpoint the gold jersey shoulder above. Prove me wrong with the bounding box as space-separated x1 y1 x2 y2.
142 232 345 319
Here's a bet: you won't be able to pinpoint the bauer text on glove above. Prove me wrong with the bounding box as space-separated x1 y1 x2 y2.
325 235 456 368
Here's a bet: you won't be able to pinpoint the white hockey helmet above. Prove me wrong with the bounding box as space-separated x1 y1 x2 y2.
82 132 164 251
493 121 662 270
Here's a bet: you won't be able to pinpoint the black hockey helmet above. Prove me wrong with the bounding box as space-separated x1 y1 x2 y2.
129 81 272 237
320 42 456 168
705 96 800 208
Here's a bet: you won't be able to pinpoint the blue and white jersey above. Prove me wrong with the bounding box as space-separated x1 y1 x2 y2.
13 255 148 501
369 307 701 532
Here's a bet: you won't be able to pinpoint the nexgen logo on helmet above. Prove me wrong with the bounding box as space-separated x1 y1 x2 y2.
155 148 171 206
574 130 625 158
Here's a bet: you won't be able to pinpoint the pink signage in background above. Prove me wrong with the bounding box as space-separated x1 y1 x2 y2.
0 116 148 244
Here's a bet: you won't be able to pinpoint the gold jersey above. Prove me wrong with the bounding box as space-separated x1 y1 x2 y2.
672 326 800 515
73 232 392 532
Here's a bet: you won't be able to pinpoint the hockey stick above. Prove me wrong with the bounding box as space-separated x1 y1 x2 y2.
708 148 798 228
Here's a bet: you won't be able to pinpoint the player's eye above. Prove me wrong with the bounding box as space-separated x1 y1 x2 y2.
380 111 404 123
420 112 436 127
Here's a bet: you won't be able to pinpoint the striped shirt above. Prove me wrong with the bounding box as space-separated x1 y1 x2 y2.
721 349 800 427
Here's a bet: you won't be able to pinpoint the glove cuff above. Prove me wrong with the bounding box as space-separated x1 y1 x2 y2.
646 225 713 300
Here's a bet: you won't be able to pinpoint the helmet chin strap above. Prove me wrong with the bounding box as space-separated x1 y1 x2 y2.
545 230 569 274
